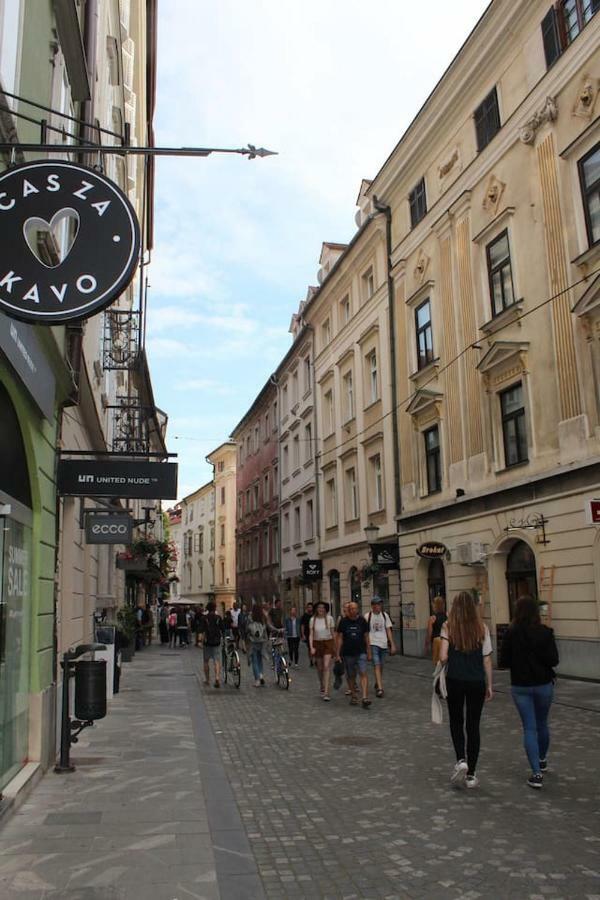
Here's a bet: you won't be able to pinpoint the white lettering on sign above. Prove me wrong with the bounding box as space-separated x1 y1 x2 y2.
23 284 40 304
73 180 94 200
22 179 39 198
91 523 129 535
50 284 67 303
76 275 97 294
0 192 15 210
7 543 29 598
0 271 23 293
46 174 60 192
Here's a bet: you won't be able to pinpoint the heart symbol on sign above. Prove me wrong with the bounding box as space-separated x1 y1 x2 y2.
23 208 80 268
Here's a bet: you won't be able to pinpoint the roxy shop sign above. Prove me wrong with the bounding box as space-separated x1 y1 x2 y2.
0 160 140 324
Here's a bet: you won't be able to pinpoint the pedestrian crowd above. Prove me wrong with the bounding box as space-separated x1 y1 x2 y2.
154 588 558 792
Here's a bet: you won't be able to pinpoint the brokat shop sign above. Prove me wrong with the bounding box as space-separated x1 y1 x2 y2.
0 160 140 324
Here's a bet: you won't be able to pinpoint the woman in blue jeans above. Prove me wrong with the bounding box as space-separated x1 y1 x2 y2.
500 595 559 789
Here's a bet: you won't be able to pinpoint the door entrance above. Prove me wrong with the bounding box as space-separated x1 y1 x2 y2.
427 557 446 614
506 540 538 620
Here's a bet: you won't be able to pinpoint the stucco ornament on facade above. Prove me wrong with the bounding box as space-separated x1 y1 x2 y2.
413 250 430 284
438 147 461 181
482 175 506 215
572 74 598 120
519 96 558 145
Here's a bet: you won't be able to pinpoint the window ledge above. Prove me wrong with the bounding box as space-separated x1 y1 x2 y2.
409 358 440 382
363 398 380 412
304 537 316 545
292 541 302 549
291 467 301 478
480 301 524 335
572 242 600 271
302 389 312 401
325 524 338 532
343 415 356 428
495 459 529 475
282 476 290 485
303 458 313 469
345 516 360 524
324 430 336 440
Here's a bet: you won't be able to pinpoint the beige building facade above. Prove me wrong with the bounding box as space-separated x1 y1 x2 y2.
178 482 215 606
303 220 401 624
277 308 319 612
207 442 237 611
363 0 600 676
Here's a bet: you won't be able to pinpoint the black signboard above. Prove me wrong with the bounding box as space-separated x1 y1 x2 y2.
84 511 133 544
0 316 55 420
0 160 140 324
371 542 399 570
416 541 447 559
58 459 178 499
302 559 322 581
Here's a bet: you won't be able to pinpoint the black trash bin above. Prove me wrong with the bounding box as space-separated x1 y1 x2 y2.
74 659 107 721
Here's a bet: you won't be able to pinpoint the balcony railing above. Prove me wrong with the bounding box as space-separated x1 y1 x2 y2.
103 309 140 371
108 395 149 453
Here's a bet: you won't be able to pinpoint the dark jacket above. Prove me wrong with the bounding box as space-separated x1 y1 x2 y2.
500 623 559 686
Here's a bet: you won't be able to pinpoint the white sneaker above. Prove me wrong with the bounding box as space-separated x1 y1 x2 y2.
254 680 260 687
466 775 479 789
451 760 468 786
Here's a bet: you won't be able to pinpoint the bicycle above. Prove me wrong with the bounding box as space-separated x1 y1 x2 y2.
270 628 290 690
221 635 241 689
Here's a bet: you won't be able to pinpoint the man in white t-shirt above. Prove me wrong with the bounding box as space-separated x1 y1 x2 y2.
230 602 241 647
367 597 396 698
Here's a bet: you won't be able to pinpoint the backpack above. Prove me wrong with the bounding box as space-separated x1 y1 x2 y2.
204 614 222 646
168 613 177 627
247 620 267 643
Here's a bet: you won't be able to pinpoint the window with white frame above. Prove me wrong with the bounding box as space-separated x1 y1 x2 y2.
106 36 120 85
253 484 259 509
340 294 351 324
486 230 515 316
326 477 338 527
362 267 375 301
294 506 301 543
500 382 528 467
345 466 359 520
210 526 215 550
273 525 279 558
263 529 270 564
282 383 288 415
283 511 290 546
220 560 225 583
293 434 300 470
220 524 225 546
254 425 259 450
424 425 442 494
306 498 314 539
367 350 378 403
283 444 289 476
322 319 331 348
264 412 270 438
198 562 203 587
303 356 311 393
304 422 312 462
324 388 334 435
369 453 384 511
263 472 269 503
579 142 600 248
292 369 299 405
415 300 434 369
343 370 354 421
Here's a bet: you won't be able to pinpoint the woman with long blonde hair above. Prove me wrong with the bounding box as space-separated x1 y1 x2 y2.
439 591 493 789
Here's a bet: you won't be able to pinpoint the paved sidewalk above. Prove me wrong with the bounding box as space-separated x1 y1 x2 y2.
0 645 262 900
1 643 599 900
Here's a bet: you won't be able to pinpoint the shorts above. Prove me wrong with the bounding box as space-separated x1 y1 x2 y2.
203 644 220 662
344 653 368 678
313 639 335 658
371 645 388 666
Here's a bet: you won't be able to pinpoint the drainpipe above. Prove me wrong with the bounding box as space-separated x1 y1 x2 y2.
82 0 98 153
373 196 404 654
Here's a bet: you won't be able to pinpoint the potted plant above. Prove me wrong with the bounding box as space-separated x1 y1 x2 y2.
116 605 137 662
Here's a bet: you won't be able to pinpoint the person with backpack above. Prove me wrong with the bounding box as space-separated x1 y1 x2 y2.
199 601 224 687
168 608 178 648
247 604 268 686
439 591 493 789
335 601 372 708
309 600 336 701
499 595 559 790
366 597 395 698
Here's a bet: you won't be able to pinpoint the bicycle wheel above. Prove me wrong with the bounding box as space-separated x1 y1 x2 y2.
277 656 290 690
222 647 228 684
232 652 241 689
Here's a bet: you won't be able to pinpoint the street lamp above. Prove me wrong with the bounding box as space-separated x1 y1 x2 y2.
364 522 380 545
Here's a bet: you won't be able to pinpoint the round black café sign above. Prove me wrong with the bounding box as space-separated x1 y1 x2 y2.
0 160 140 324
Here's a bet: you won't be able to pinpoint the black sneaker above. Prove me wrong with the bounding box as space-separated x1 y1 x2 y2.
539 759 548 772
528 773 543 789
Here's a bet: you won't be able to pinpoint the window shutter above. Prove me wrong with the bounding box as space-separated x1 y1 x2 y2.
554 1 568 50
541 7 561 68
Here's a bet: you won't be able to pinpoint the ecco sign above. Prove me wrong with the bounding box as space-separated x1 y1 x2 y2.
0 160 140 324
85 512 133 545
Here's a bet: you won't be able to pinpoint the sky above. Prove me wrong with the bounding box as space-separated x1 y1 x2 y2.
147 0 491 500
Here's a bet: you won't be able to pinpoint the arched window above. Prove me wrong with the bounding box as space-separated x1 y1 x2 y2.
329 570 340 620
428 558 446 614
506 541 537 620
349 566 362 604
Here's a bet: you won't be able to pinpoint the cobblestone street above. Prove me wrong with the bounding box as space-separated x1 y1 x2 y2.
0 643 599 900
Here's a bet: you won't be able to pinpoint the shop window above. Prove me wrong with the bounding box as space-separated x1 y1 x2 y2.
506 541 538 620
